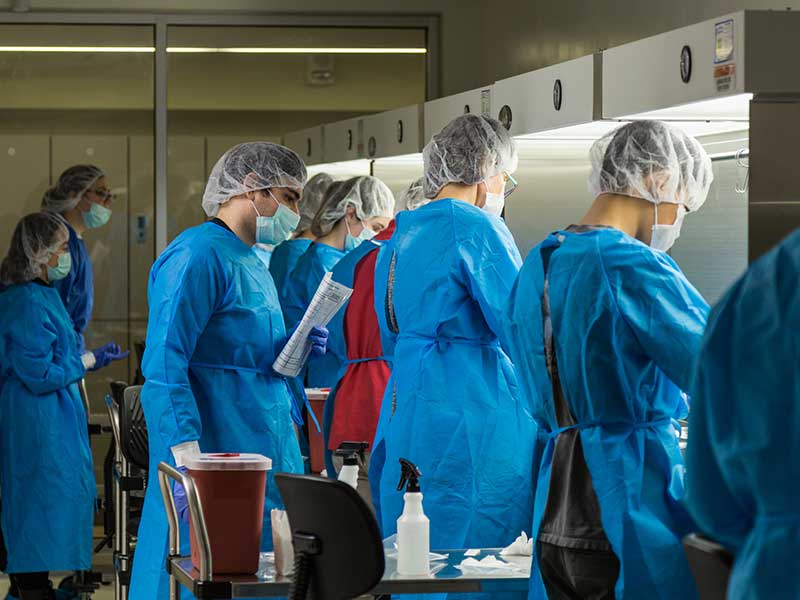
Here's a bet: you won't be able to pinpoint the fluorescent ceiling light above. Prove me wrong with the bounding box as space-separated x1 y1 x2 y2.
0 45 425 54
619 94 753 122
308 160 372 177
516 118 749 142
168 47 426 54
0 46 155 53
372 152 424 164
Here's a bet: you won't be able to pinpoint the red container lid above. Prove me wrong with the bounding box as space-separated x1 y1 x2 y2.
305 388 331 401
185 453 272 471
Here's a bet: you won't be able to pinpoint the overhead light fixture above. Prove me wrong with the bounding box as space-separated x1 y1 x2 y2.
0 46 426 55
167 47 427 54
0 46 155 53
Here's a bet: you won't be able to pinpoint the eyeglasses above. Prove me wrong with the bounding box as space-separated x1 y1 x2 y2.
89 188 114 202
503 172 518 199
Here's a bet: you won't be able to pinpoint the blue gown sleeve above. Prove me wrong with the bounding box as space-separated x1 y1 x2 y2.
8 298 85 395
685 323 752 550
144 248 224 448
685 239 800 550
609 246 710 391
456 214 523 338
52 233 92 344
281 262 310 330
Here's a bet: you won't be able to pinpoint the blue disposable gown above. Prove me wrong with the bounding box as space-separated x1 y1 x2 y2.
372 200 535 598
282 242 346 388
686 228 800 600
129 222 304 600
0 281 94 573
503 227 708 599
322 237 385 474
270 237 312 312
253 244 273 269
52 222 93 349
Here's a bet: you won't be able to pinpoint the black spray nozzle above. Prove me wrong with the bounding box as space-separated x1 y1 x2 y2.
335 441 369 466
397 458 422 493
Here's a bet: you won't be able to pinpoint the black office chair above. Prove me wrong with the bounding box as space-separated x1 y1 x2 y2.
683 533 734 600
120 385 149 472
275 473 385 600
104 384 149 600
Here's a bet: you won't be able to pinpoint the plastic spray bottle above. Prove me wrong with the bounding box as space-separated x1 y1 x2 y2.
335 441 368 490
396 458 430 576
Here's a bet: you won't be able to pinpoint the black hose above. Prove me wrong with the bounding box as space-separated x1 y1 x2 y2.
289 551 312 600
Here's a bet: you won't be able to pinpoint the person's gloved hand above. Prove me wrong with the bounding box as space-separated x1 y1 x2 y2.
307 325 328 358
90 342 130 370
173 466 190 524
287 324 328 359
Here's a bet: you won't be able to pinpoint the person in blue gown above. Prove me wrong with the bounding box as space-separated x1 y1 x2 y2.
270 172 336 307
323 178 428 499
503 120 714 599
282 175 394 388
372 115 535 600
686 228 800 600
129 142 328 600
0 212 108 599
41 165 123 360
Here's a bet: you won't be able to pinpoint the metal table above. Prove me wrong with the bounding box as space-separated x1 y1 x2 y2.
158 463 531 599
167 549 531 598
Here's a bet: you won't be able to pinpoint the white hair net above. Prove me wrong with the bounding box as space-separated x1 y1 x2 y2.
395 177 428 213
298 173 336 232
423 114 518 199
41 165 105 214
311 176 395 237
588 120 713 211
1 212 68 285
202 141 307 217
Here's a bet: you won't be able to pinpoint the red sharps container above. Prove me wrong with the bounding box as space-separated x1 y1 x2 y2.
305 388 330 473
185 453 272 574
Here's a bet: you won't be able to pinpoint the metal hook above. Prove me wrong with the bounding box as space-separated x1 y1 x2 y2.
735 148 750 194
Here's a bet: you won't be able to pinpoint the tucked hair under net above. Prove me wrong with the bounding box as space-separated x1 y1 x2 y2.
1 212 69 285
202 142 307 217
588 120 713 211
311 176 395 237
423 114 518 199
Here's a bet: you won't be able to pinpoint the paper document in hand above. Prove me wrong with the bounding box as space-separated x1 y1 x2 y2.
273 272 352 377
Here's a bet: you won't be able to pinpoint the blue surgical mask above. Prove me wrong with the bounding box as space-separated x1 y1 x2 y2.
82 202 112 229
252 191 300 246
47 251 72 281
344 219 376 252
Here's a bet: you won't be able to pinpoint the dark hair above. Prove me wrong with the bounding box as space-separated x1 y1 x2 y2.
41 164 104 213
1 212 67 285
310 179 350 238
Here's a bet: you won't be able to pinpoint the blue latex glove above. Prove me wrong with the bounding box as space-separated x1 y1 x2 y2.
308 325 328 358
90 342 130 370
287 324 329 359
173 466 190 524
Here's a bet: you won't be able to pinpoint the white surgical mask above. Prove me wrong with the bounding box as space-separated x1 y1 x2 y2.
481 181 505 217
650 204 686 252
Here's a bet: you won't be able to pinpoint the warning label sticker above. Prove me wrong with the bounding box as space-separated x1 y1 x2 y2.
714 64 736 93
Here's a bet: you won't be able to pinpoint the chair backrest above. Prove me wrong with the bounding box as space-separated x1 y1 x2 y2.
683 533 734 600
120 385 149 471
275 473 384 600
